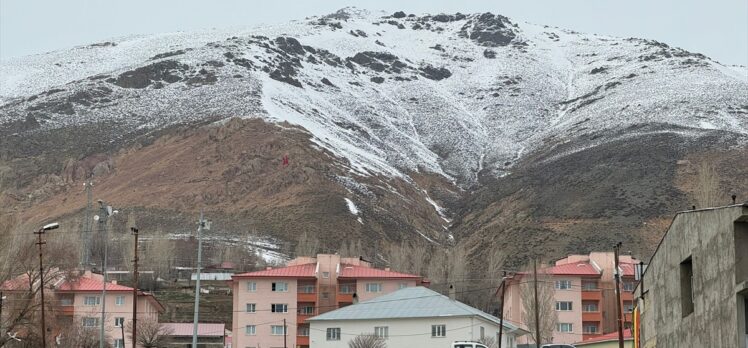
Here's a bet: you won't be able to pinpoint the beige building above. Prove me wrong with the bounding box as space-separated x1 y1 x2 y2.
308 286 528 347
636 203 748 347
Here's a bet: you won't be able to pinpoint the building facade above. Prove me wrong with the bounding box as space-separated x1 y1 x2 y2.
636 203 748 348
230 254 423 348
503 252 639 345
307 287 528 348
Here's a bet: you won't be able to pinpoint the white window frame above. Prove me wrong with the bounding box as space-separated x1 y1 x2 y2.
557 323 573 333
326 328 341 341
583 324 598 334
555 280 572 290
113 339 124 348
82 317 98 327
245 325 256 335
271 282 288 292
298 326 310 336
623 281 635 292
322 272 330 278
398 282 408 289
583 303 599 312
114 317 124 327
270 325 287 336
271 304 288 313
374 326 388 339
115 296 125 306
247 281 257 292
365 283 382 292
246 303 256 313
84 296 100 306
555 301 573 311
339 284 355 294
431 324 446 337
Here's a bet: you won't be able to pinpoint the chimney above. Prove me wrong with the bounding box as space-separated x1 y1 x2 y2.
449 284 455 301
732 194 737 204
111 280 117 285
384 267 390 271
352 292 359 304
266 266 272 270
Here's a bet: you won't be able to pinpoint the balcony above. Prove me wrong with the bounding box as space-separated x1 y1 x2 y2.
581 289 602 301
582 311 602 322
297 285 317 302
58 305 74 316
296 335 310 346
297 307 316 324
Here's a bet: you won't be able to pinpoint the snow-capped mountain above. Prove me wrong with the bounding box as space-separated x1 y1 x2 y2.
1 8 746 263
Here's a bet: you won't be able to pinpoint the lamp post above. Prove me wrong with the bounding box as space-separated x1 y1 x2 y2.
95 201 117 348
35 222 59 348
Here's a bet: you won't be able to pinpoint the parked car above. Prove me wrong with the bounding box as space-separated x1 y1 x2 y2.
452 341 488 348
541 345 576 348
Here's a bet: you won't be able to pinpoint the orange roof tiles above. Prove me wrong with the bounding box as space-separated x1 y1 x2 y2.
338 264 421 279
57 277 133 292
619 262 637 277
545 261 601 276
232 263 316 278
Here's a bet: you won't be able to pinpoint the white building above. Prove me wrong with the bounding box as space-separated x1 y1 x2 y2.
307 286 528 348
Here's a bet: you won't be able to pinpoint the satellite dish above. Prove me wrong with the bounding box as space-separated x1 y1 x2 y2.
94 215 100 221
106 206 113 216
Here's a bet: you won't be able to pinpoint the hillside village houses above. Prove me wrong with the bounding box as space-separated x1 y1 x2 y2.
307 286 529 348
636 202 748 348
502 252 639 345
0 270 164 348
229 254 427 348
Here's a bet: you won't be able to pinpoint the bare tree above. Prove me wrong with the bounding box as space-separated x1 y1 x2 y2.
126 318 173 348
348 334 386 348
695 159 721 208
56 322 109 348
294 231 320 257
520 270 557 345
339 239 364 258
478 335 497 348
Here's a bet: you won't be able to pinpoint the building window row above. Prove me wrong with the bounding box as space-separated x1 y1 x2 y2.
365 283 382 292
582 302 599 312
431 324 446 337
555 301 573 311
82 317 99 327
555 280 572 290
583 324 598 334
270 325 287 336
271 304 288 313
374 326 388 339
326 328 341 341
557 323 573 333
84 296 101 306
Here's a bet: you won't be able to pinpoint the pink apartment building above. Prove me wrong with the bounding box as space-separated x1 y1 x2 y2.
230 254 424 348
1 271 164 348
502 252 639 345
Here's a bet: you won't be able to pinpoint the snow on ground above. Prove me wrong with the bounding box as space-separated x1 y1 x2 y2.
344 197 360 215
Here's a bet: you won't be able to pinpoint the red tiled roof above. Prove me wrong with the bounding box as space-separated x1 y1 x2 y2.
577 329 632 345
338 265 421 279
162 323 225 337
619 262 637 277
0 274 31 291
544 261 601 276
232 263 316 278
57 277 133 292
207 261 236 270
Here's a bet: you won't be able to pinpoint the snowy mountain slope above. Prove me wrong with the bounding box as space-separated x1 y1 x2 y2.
2 8 746 188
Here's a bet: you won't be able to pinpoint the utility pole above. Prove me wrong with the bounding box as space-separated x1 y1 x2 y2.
533 259 540 348
1 291 4 333
131 227 139 348
35 222 59 348
81 179 93 269
498 271 507 348
192 211 210 348
98 201 116 348
614 242 625 348
121 324 126 348
283 318 287 348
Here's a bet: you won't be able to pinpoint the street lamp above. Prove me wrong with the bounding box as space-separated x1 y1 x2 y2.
95 201 116 348
35 222 59 348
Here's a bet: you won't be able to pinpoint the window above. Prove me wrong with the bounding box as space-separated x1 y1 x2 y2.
557 323 573 333
82 317 98 327
339 284 355 294
114 317 124 327
374 326 388 339
59 298 73 305
321 292 329 299
271 304 288 313
480 326 485 339
246 303 256 313
583 324 598 334
299 285 315 293
84 296 100 306
247 281 257 292
326 328 341 341
624 301 634 313
271 282 288 292
365 283 382 292
555 280 572 290
555 301 573 311
623 281 635 292
431 324 446 337
245 325 256 335
322 272 330 278
399 283 408 289
680 256 694 316
582 281 598 291
299 306 315 315
113 339 124 348
270 325 286 335
298 326 310 336
583 302 599 312
115 296 125 306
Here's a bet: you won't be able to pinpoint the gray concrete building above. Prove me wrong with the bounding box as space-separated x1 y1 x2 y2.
636 203 748 348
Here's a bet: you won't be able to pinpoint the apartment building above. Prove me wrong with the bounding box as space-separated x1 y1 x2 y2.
502 252 639 345
230 254 423 348
1 271 164 348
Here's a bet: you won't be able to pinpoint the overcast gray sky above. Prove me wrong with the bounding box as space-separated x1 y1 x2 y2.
1 0 746 65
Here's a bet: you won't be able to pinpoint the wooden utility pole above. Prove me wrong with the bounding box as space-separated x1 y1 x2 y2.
614 242 625 348
498 271 507 348
533 259 540 348
131 227 140 348
283 318 287 348
34 223 59 348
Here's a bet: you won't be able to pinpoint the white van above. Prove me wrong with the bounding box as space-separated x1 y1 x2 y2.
452 342 488 348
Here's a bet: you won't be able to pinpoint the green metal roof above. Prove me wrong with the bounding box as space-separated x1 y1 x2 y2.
308 286 524 333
